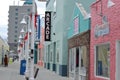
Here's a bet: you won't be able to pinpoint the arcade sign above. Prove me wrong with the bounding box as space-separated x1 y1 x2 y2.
45 11 51 41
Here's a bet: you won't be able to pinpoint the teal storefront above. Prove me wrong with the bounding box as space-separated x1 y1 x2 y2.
67 2 91 80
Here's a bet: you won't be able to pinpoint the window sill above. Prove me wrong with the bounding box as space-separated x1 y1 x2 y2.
95 76 110 80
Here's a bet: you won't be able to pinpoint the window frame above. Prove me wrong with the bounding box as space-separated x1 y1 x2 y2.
94 42 110 79
73 15 79 35
53 0 56 19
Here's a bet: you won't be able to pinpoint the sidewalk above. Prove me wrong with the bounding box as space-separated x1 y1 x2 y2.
0 60 70 80
35 66 70 80
0 61 24 80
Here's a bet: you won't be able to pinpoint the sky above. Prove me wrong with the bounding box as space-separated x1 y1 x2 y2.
0 0 46 40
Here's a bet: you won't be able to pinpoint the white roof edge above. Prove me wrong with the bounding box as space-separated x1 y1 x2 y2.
76 2 91 19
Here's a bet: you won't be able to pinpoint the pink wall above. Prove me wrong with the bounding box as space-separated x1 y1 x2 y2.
90 0 120 80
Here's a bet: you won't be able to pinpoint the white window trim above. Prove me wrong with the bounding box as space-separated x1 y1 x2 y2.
116 40 120 80
94 42 110 80
53 0 56 12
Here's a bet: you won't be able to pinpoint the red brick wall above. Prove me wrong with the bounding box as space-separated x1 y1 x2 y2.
90 0 120 80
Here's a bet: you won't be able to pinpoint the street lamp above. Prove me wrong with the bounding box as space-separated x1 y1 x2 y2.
29 0 36 80
20 0 39 79
20 15 31 80
19 30 25 60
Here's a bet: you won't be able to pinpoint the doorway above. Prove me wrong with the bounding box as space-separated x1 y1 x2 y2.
75 47 79 80
79 46 87 80
69 46 87 80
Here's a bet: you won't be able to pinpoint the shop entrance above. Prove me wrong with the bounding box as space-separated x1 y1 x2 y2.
75 47 79 80
79 46 86 80
69 46 87 80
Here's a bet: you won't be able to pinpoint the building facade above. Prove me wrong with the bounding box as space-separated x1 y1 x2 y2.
37 27 45 66
8 1 33 54
90 0 119 80
37 16 45 67
67 2 92 80
44 0 75 76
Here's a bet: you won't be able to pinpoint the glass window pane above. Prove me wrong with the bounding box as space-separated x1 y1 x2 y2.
96 44 110 78
15 8 18 11
57 51 59 62
80 46 87 74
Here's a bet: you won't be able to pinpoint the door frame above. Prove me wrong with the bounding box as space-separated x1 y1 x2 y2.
116 40 120 80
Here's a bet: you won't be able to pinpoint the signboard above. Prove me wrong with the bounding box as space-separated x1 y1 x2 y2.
95 22 109 37
37 15 41 40
45 11 51 41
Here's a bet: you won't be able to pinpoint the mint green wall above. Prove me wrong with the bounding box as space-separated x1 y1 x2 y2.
61 1 75 65
45 0 75 65
67 4 90 39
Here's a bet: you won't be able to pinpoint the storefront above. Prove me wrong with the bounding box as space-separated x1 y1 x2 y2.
90 0 120 80
68 30 90 80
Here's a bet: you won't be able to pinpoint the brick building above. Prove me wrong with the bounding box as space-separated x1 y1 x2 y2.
90 0 120 80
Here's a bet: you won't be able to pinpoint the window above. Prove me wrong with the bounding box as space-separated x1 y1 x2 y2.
15 13 18 16
14 40 17 42
50 52 52 61
57 50 59 62
96 44 110 78
74 16 79 34
15 8 18 11
15 26 17 28
14 44 17 47
53 0 56 12
15 17 18 20
14 35 17 37
53 0 56 17
27 8 30 12
15 21 18 24
15 30 17 33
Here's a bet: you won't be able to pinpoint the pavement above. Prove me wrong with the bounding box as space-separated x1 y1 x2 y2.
0 61 24 80
0 61 70 80
36 66 69 80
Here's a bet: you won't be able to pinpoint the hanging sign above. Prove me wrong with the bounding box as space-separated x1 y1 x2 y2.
45 11 51 41
94 22 109 38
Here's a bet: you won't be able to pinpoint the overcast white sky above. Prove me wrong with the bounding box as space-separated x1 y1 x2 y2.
0 0 46 39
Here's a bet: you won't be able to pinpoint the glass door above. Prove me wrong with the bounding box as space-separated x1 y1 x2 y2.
69 48 75 80
75 47 79 80
79 46 87 80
